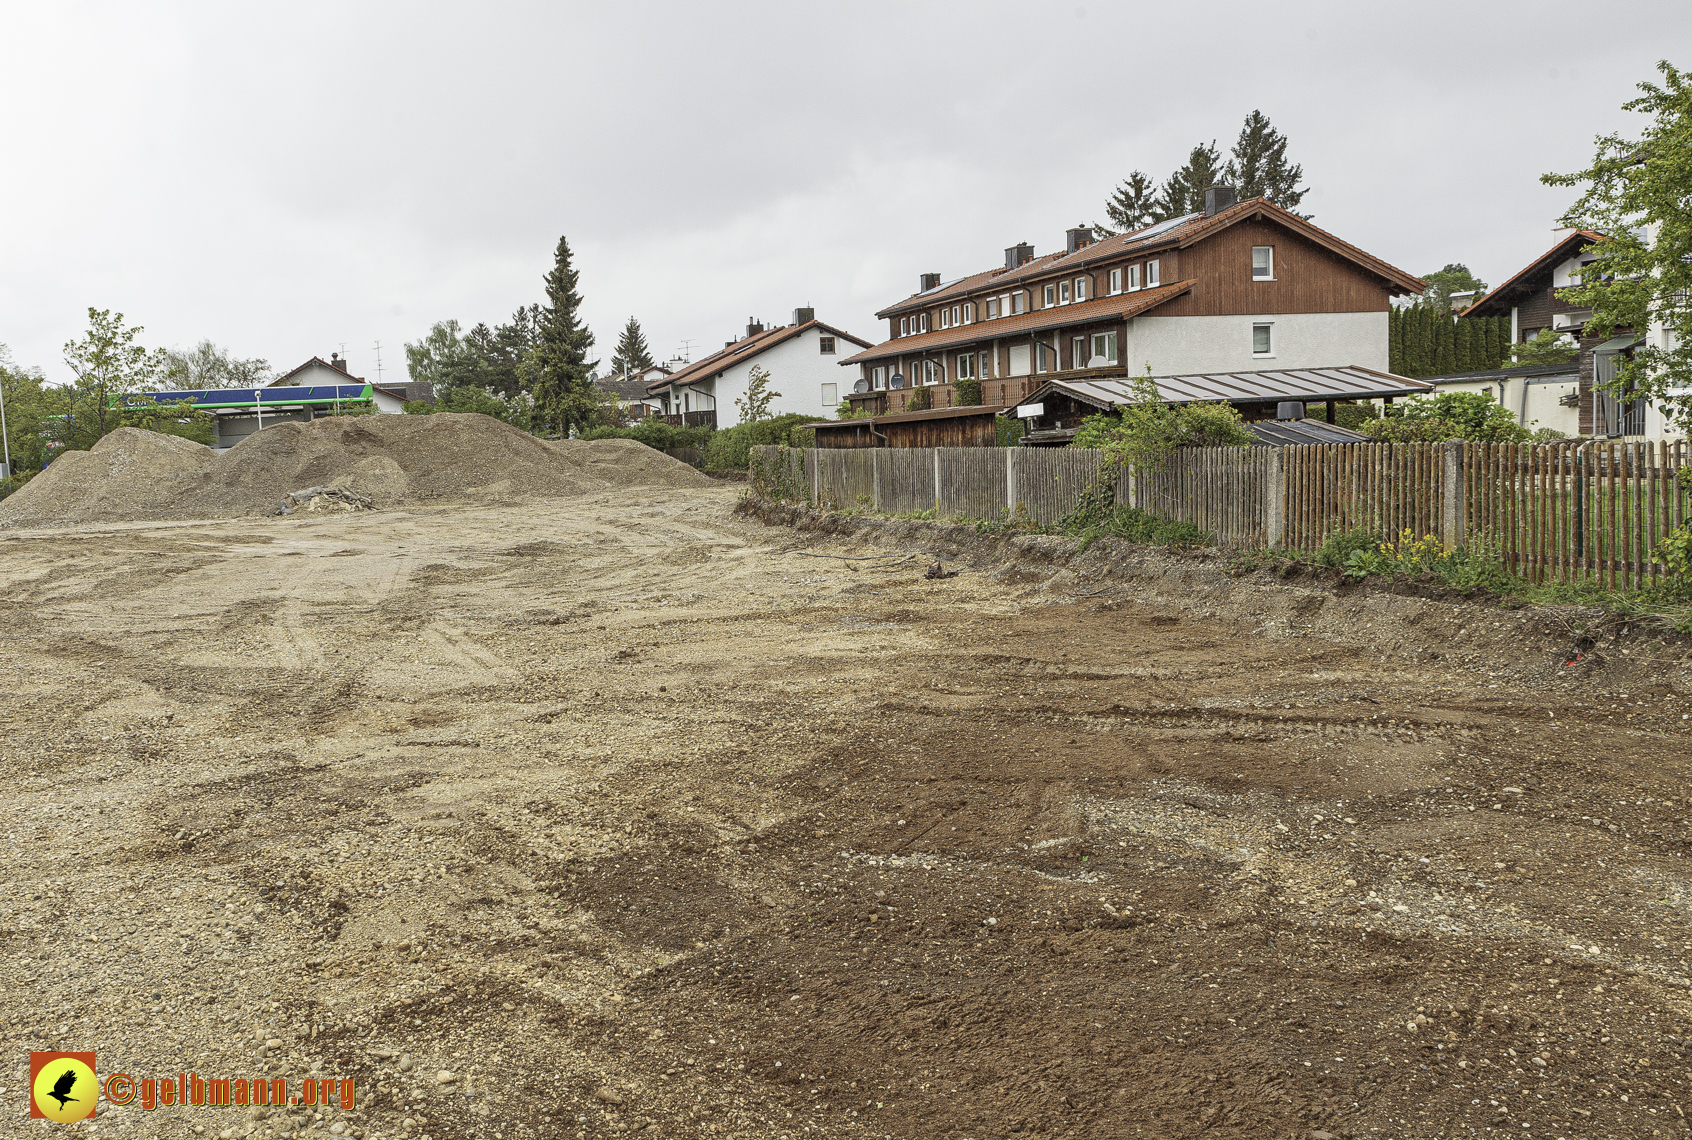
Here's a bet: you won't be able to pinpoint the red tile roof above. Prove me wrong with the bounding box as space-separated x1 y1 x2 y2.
874 198 1424 319
646 320 870 395
841 280 1196 366
1458 230 1606 318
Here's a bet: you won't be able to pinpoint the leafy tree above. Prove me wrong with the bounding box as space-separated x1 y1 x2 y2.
1070 369 1253 473
1503 327 1579 368
1362 391 1554 443
1099 171 1158 234
0 345 55 473
529 236 599 437
1157 142 1225 219
60 308 167 450
116 398 216 444
161 340 273 389
1222 110 1307 215
1419 264 1488 313
1543 59 1692 429
405 319 496 397
610 317 655 377
735 364 780 423
403 385 534 430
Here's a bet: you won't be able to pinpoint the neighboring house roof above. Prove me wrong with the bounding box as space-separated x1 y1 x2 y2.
842 281 1197 367
272 356 362 386
129 384 373 410
874 197 1425 319
1424 362 1579 385
1459 230 1606 318
1247 419 1374 447
647 320 871 395
806 404 1008 430
1020 366 1432 412
598 375 654 401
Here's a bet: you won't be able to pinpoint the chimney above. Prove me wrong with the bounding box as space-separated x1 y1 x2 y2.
1275 401 1306 421
919 272 941 292
1204 186 1237 217
1065 226 1093 254
792 306 815 325
746 317 764 337
1004 243 1034 270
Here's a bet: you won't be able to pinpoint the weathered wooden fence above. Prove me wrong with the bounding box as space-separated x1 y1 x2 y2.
751 440 1692 588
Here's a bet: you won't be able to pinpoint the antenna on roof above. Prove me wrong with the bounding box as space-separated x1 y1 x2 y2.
373 341 385 385
678 339 697 363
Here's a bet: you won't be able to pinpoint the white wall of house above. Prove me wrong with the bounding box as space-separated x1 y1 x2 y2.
276 362 355 388
1431 374 1581 438
694 326 860 425
1119 311 1388 376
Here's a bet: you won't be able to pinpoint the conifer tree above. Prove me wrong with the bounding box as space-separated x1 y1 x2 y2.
1223 110 1308 216
611 317 655 377
1483 319 1501 370
1455 319 1474 372
1156 142 1225 219
529 235 599 437
1100 171 1158 233
1389 309 1404 375
1434 313 1457 375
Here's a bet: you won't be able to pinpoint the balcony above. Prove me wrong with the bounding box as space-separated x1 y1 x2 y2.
663 410 717 429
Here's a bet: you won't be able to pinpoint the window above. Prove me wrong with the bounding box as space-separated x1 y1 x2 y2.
1059 282 1071 305
1043 284 1056 307
899 317 908 337
980 349 993 378
1090 332 1117 365
1126 265 1140 291
963 302 973 324
956 352 975 379
1252 323 1273 355
872 366 887 391
1145 260 1160 287
986 297 999 319
1109 268 1122 295
952 305 962 325
1036 342 1055 373
1071 336 1085 367
1074 277 1087 301
819 336 836 354
821 382 837 407
1008 344 1032 376
940 308 951 330
1252 246 1274 280
922 359 939 386
919 313 929 333
1010 292 1026 314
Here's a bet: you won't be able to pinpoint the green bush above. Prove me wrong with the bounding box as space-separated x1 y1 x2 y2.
702 413 817 472
578 419 714 451
1067 504 1211 548
1333 402 1380 431
1316 526 1380 568
1362 391 1551 444
907 387 933 412
1069 371 1253 472
954 375 983 406
995 415 1024 447
404 386 533 430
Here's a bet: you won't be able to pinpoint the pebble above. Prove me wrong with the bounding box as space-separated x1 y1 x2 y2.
1531 1056 1547 1068
266 1038 283 1049
1343 879 1357 888
595 1087 626 1105
399 1053 414 1072
437 1070 457 1084
329 1124 348 1135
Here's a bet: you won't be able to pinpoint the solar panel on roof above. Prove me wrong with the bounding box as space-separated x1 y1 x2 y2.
1122 213 1199 244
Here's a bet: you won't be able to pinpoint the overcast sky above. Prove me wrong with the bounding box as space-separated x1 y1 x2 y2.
2 1 1688 386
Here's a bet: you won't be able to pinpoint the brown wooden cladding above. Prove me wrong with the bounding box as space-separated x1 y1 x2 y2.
1156 219 1389 317
813 409 1003 449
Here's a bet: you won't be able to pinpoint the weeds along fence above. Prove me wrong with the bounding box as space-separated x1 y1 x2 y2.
750 440 1692 588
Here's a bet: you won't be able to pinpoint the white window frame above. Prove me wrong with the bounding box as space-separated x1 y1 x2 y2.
1252 321 1274 357
986 297 999 319
1126 265 1141 291
1090 332 1118 365
821 382 838 407
1059 281 1071 305
872 366 887 391
1108 268 1121 295
962 302 973 324
899 317 908 337
922 359 939 386
939 308 951 330
919 313 929 333
956 352 975 380
1042 284 1056 307
1071 335 1085 367
1011 292 1026 315
981 349 993 378
1145 260 1161 287
1036 342 1054 373
1074 277 1087 302
1252 245 1274 281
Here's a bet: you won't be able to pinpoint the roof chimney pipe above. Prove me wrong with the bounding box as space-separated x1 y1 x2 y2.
1204 186 1237 217
1004 243 1034 270
1065 226 1093 254
792 306 815 325
1275 401 1306 421
747 317 764 337
919 273 941 292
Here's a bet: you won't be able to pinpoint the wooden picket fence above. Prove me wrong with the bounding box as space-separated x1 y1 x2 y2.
751 440 1692 588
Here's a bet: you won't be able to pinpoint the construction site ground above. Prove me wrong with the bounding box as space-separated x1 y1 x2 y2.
4 482 1692 1140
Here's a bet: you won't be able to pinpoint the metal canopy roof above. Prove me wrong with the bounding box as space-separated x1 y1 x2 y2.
126 384 373 409
1022 365 1432 411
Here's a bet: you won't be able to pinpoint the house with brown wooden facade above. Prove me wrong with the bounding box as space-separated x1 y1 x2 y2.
839 189 1426 417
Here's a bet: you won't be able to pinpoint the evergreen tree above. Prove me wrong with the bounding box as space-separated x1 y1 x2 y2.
1222 110 1308 215
1434 312 1457 375
1157 142 1225 219
487 305 541 398
529 236 599 437
610 317 655 377
1100 171 1158 233
1455 318 1474 372
1388 309 1404 375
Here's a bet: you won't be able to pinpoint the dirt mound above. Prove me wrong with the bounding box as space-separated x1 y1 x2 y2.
0 414 713 528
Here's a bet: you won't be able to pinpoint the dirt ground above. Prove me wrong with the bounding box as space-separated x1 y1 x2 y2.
4 484 1692 1140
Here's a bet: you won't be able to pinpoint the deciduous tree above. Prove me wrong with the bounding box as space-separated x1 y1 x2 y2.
735 364 780 423
161 340 273 389
60 308 167 450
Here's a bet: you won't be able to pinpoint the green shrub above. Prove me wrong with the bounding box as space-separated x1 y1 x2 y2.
1069 504 1211 549
578 419 714 451
1316 526 1380 568
703 413 816 472
907 387 933 412
1656 525 1692 598
1362 391 1532 443
1333 402 1380 431
995 415 1024 447
954 375 983 406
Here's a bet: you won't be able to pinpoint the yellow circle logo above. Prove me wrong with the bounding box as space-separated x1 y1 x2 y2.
32 1056 97 1122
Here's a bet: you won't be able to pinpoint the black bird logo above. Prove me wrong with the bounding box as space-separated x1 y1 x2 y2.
46 1067 79 1112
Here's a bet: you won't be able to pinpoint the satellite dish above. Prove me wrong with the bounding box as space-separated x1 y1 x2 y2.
890 372 905 389
852 378 869 393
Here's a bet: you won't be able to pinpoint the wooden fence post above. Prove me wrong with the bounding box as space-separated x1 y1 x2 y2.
811 448 819 506
1263 449 1284 548
934 448 942 513
873 448 882 512
1006 446 1019 516
1441 441 1465 551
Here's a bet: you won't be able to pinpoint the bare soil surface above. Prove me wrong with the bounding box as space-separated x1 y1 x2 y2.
4 485 1692 1140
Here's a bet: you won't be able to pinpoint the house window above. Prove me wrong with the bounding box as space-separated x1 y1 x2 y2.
940 308 951 330
1145 260 1161 287
1090 332 1118 365
1126 265 1141 291
980 349 993 378
1252 246 1274 280
821 382 838 407
963 302 973 323
1071 336 1085 367
1010 292 1026 314
919 313 929 333
1059 282 1071 305
952 305 962 325
819 336 836 354
1036 342 1055 373
872 366 887 391
922 359 939 386
1074 277 1087 301
1109 268 1122 295
986 297 999 319
1043 284 1056 307
899 317 908 337
1252 323 1273 355
956 352 975 379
